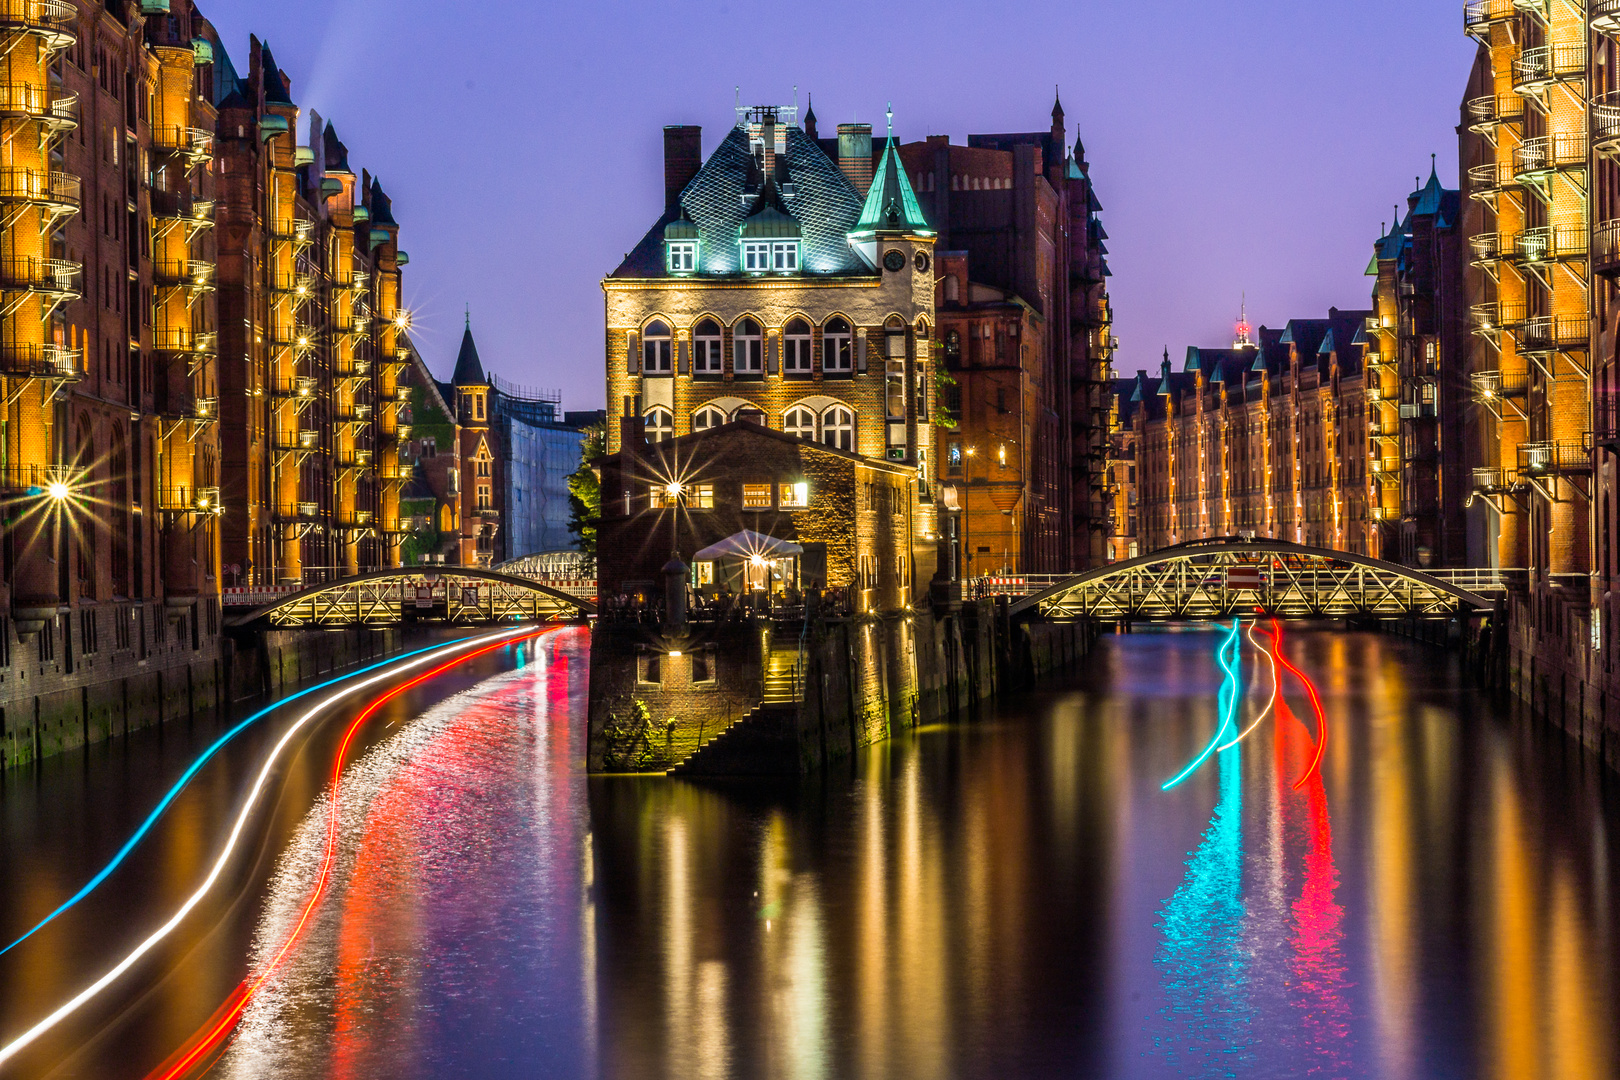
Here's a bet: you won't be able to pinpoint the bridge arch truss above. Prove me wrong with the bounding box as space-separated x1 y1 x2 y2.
226 567 596 629
1009 539 1502 621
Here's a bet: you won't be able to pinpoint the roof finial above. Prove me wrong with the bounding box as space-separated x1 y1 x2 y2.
886 101 893 138
465 303 470 329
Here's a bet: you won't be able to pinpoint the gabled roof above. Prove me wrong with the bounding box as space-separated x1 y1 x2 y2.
739 180 802 238
369 178 396 226
452 324 486 386
324 122 351 174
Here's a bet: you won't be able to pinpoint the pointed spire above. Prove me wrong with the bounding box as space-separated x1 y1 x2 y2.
804 92 818 140
1052 85 1064 121
850 105 932 239
885 100 893 138
452 320 486 387
465 303 470 330
1234 293 1254 349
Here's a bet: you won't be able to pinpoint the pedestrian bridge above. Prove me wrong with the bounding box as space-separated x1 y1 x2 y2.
225 567 596 629
1009 539 1512 621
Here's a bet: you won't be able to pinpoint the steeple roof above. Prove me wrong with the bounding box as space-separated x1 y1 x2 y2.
452 321 486 386
852 112 931 236
323 122 351 173
1411 157 1453 218
259 42 292 105
369 177 396 226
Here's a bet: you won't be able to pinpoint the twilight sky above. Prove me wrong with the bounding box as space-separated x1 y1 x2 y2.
205 0 1477 407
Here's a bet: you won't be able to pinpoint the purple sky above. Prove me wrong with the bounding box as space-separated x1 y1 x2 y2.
206 0 1477 406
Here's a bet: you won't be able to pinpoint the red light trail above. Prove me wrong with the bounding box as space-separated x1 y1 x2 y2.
145 629 546 1080
1262 617 1329 790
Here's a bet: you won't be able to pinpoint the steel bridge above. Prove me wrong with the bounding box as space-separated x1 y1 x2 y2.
225 567 596 629
1009 539 1510 621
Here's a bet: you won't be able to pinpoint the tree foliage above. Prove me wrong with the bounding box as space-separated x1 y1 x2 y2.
567 422 606 556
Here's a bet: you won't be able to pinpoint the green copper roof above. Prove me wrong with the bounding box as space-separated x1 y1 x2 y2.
852 135 931 235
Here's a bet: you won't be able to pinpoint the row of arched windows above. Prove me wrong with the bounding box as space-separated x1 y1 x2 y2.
643 402 857 451
642 317 857 376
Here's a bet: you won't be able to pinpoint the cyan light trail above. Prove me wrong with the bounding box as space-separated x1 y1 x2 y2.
1153 717 1252 1071
1217 621 1280 752
0 638 474 959
1160 619 1244 792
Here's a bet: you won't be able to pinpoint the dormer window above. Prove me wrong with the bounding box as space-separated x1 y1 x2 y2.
743 241 771 272
667 241 696 273
770 241 798 272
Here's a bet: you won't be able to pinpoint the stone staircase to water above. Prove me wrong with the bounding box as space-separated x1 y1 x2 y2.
668 653 803 776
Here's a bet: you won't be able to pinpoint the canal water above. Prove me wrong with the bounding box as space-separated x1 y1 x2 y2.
3 625 1620 1078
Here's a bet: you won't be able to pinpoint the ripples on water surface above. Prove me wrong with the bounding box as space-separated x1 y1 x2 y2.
207 627 1620 1079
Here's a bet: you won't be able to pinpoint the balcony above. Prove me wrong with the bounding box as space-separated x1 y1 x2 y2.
269 326 320 353
274 502 321 522
157 388 217 423
1513 224 1586 264
1520 314 1587 352
153 125 213 164
337 449 374 469
1518 437 1592 475
151 326 216 355
1465 0 1517 37
1470 300 1526 333
158 485 221 516
1472 467 1516 493
1596 395 1620 450
0 342 79 380
0 0 77 50
338 509 374 529
0 166 78 211
1513 43 1586 94
1470 370 1529 400
273 429 321 453
153 258 215 293
479 507 500 521
149 189 213 225
1467 162 1514 202
1465 93 1524 134
0 82 71 125
1468 230 1506 265
271 376 321 402
0 256 79 299
1597 219 1620 276
1594 0 1620 35
1513 132 1586 181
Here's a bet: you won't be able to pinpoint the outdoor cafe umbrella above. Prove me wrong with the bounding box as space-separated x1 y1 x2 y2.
692 530 804 562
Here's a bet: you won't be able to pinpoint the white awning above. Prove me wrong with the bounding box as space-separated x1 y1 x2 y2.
693 529 803 561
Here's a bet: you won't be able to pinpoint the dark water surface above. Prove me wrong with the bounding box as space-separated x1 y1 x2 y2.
4 625 1620 1079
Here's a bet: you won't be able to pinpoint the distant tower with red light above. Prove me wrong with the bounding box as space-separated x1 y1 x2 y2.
1233 294 1254 349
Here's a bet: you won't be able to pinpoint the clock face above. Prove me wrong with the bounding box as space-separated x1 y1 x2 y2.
883 249 906 273
914 251 930 273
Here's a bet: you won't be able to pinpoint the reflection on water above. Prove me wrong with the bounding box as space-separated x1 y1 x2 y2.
148 627 1620 1079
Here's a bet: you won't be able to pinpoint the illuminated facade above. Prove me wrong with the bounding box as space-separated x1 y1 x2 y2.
603 101 938 597
897 96 1116 575
1366 167 1469 568
212 37 411 587
1120 308 1372 555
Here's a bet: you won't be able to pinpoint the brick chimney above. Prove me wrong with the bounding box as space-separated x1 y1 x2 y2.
760 113 776 181
838 123 873 196
663 126 702 214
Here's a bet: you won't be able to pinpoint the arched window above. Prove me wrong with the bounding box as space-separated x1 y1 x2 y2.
823 317 852 373
644 406 673 442
821 406 855 451
693 318 723 375
692 404 727 432
642 320 672 373
733 405 766 426
733 318 762 374
783 318 812 374
783 405 817 440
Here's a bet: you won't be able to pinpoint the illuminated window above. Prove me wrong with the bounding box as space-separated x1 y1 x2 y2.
667 241 696 273
692 404 727 432
821 405 854 451
784 405 817 440
944 329 960 363
743 241 771 272
690 483 714 509
783 318 812 373
779 481 809 508
642 320 672 373
822 318 854 374
693 318 723 374
734 318 763 373
644 407 673 442
770 241 798 271
742 483 772 509
947 441 963 473
477 484 490 509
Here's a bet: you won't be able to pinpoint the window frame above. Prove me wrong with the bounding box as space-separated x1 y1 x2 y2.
783 319 813 374
821 405 855 451
693 319 723 375
667 240 697 274
779 480 810 509
741 482 773 510
733 318 763 375
643 406 673 442
770 241 798 272
742 241 771 272
642 320 673 374
784 405 817 441
692 404 727 432
823 318 853 374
